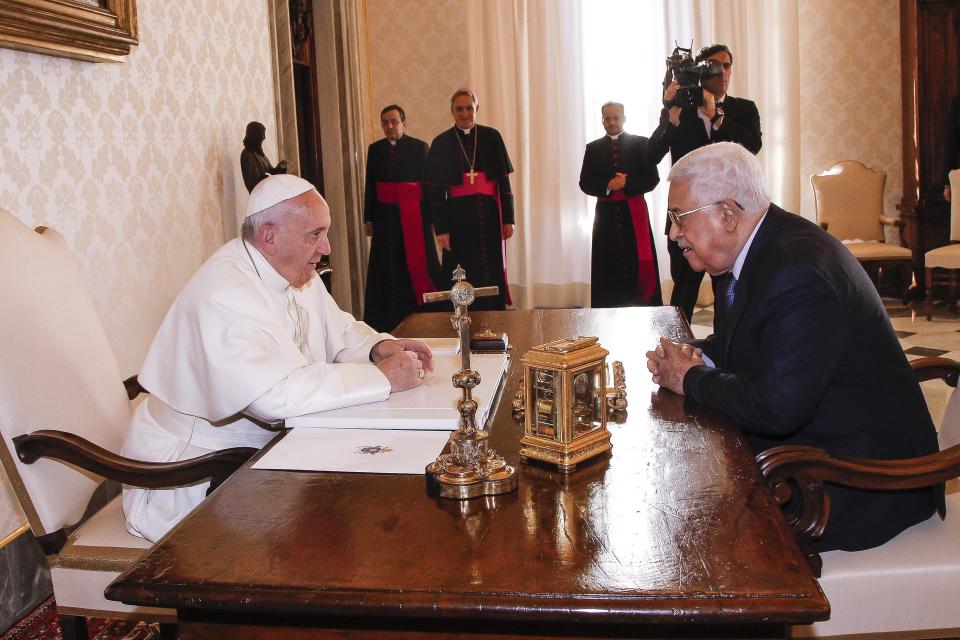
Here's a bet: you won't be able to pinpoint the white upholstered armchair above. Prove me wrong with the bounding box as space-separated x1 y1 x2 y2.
0 208 255 639
811 160 913 303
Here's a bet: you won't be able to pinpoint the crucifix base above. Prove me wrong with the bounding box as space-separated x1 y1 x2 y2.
426 370 517 499
426 429 518 499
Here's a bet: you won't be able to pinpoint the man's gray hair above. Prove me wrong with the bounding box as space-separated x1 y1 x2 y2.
601 101 625 112
668 142 771 213
241 203 284 241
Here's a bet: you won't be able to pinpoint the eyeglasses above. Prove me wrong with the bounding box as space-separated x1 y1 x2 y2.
667 199 744 228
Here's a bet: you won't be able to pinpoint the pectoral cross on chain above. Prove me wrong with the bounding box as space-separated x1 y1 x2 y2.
423 265 498 371
466 168 478 185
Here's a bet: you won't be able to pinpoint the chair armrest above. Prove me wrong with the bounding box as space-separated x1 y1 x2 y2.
879 215 908 246
879 215 904 228
13 430 257 489
757 444 960 576
316 262 333 293
123 374 145 401
911 356 960 385
243 412 286 431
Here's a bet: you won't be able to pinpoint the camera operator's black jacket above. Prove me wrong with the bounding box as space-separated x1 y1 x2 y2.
658 95 762 165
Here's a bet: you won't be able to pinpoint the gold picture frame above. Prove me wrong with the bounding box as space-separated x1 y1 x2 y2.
0 0 137 63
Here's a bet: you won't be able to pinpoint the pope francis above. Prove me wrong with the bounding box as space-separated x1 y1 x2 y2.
121 175 433 542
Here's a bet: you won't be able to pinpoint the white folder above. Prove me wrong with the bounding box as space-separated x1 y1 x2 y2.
285 353 509 430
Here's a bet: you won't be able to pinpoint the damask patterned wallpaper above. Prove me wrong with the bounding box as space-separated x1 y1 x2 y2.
0 0 279 536
798 0 902 221
364 0 467 147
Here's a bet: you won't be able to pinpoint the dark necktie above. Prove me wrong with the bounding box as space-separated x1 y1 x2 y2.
715 272 736 335
725 274 737 308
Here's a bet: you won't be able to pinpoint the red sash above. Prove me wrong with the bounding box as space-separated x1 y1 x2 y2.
599 190 657 303
447 172 512 305
376 181 437 304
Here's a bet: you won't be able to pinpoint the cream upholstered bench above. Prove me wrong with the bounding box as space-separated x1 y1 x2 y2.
792 491 960 638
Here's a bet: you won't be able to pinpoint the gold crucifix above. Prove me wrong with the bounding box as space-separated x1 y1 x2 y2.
466 168 478 185
421 266 516 499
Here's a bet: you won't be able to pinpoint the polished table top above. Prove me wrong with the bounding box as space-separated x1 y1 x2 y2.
107 308 828 631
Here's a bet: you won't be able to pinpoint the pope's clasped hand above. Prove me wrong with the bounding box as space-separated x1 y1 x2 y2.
372 338 433 392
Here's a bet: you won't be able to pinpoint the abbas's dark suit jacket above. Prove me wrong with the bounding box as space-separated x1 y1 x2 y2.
685 205 941 552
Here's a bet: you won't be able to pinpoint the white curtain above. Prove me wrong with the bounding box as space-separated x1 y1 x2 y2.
466 0 591 308
464 0 800 309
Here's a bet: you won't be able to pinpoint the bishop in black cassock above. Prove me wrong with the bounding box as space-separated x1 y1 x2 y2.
363 105 441 332
579 102 670 308
423 90 515 310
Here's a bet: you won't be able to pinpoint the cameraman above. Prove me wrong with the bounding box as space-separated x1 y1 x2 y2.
660 43 762 321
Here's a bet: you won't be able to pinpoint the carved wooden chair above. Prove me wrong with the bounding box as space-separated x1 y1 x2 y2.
924 169 960 319
811 161 913 303
759 356 960 638
0 208 256 640
316 256 334 293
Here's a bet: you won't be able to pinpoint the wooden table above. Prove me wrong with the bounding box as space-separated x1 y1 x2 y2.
106 308 828 639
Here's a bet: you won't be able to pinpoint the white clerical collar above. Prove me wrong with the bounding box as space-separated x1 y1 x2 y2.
458 126 474 135
244 240 299 292
731 207 769 280
389 139 397 146
608 132 623 140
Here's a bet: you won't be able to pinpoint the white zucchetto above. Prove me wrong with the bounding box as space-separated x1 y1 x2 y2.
246 174 318 218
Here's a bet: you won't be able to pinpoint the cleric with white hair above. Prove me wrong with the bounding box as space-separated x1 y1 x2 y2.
121 174 433 542
646 142 941 553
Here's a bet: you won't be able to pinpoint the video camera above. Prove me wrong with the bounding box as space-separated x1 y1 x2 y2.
663 43 724 110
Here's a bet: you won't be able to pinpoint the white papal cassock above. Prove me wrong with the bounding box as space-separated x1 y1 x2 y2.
122 238 393 542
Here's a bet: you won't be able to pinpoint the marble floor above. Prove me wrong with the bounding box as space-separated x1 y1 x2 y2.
687 299 960 428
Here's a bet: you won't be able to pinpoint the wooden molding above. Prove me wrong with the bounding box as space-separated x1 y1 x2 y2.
0 0 138 63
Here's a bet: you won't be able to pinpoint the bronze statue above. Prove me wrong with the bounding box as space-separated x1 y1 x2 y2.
240 121 287 193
